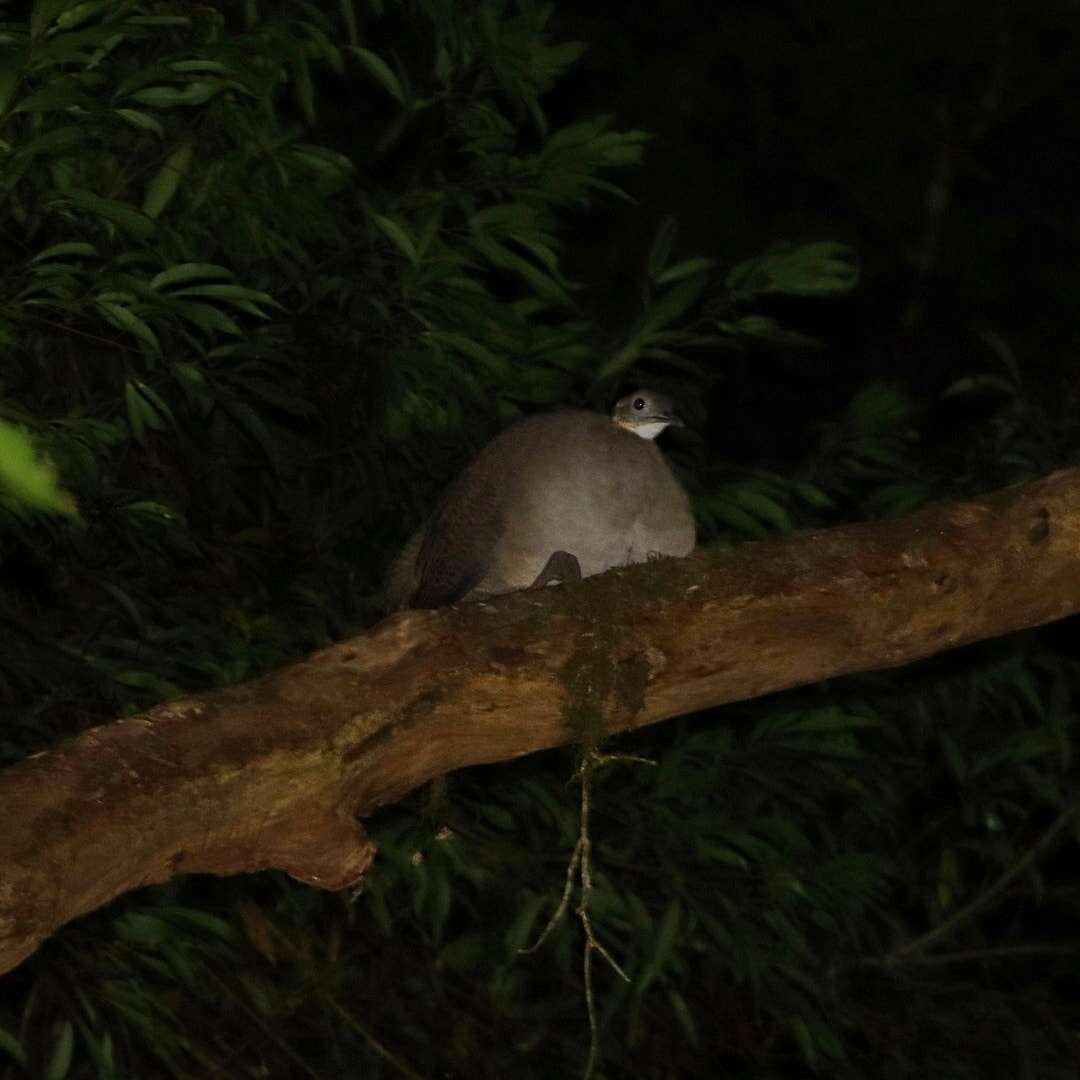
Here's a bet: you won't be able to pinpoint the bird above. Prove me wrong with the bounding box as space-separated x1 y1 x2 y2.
385 389 695 610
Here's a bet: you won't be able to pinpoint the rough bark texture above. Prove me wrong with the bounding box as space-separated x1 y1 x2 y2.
2 468 1080 975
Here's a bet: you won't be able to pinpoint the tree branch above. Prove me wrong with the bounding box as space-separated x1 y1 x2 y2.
2 468 1080 975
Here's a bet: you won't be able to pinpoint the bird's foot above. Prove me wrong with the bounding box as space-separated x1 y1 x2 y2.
531 550 582 590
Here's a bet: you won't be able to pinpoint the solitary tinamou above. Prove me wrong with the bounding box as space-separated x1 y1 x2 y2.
384 389 696 610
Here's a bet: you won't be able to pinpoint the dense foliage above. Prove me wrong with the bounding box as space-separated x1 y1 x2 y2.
2 1 1079 1077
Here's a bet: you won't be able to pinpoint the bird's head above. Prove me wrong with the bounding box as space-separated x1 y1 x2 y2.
611 389 684 440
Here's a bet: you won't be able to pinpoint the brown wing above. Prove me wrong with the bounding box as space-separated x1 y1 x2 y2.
410 451 509 607
406 410 603 607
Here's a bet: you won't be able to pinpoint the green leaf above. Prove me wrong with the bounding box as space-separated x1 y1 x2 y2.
290 143 355 182
75 1027 114 1076
339 0 359 45
426 330 508 378
98 301 160 353
142 139 193 219
789 1014 817 1071
114 911 170 948
939 732 967 781
647 215 678 280
786 707 880 734
53 191 154 240
371 212 418 266
1011 670 1044 717
25 22 124 63
170 59 234 75
792 481 834 508
169 283 279 314
0 1023 28 1067
726 241 859 298
56 0 111 31
503 893 551 955
121 15 190 25
434 44 451 84
729 488 792 532
150 262 233 291
32 0 84 39
12 83 93 113
44 1020 74 1080
111 669 182 697
471 234 573 308
667 988 699 1047
125 379 146 441
702 499 770 539
32 241 98 261
437 933 488 974
351 46 405 104
114 61 175 98
638 898 681 995
220 400 280 469
637 276 706 339
13 124 85 159
655 256 716 286
113 107 165 136
0 420 76 515
124 500 183 523
291 44 316 124
724 315 823 349
162 905 237 939
130 82 228 108
942 373 1017 399
509 233 564 278
169 300 242 336
0 50 26 115
130 378 175 428
101 580 146 635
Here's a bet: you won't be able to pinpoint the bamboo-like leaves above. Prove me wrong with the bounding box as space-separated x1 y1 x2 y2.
350 46 406 104
142 140 192 219
726 241 859 299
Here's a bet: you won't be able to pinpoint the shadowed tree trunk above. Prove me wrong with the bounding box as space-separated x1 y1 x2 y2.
2 468 1079 975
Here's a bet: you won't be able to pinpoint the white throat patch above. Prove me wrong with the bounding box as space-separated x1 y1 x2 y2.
621 420 669 441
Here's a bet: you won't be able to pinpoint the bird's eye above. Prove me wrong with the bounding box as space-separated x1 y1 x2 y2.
633 397 646 411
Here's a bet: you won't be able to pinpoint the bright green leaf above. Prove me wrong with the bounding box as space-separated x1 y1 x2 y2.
0 420 76 515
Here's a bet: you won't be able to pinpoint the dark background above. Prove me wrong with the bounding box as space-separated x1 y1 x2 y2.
2 2 1080 1077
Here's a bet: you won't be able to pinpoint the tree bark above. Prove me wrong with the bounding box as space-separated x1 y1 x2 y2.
2 468 1080 975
